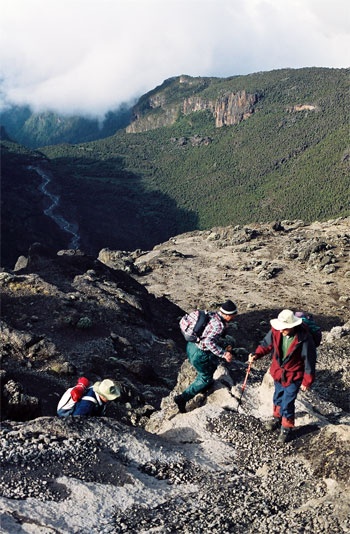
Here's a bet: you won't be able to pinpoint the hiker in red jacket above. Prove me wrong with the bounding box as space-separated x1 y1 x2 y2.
248 309 317 443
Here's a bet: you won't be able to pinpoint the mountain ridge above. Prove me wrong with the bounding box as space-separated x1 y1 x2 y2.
0 104 132 149
1 67 349 269
1 67 349 533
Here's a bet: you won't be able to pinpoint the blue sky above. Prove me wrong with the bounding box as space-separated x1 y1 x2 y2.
1 0 349 117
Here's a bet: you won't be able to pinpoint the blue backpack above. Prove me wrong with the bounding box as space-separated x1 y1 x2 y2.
295 311 322 347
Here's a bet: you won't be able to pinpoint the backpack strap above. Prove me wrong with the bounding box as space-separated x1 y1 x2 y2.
216 311 227 327
81 395 98 404
81 387 100 405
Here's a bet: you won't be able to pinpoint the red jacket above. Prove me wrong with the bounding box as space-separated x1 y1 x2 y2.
254 325 316 387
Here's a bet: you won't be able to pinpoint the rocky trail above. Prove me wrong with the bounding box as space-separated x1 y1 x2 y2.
0 217 349 533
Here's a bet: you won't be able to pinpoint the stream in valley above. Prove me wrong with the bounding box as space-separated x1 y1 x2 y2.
31 166 80 250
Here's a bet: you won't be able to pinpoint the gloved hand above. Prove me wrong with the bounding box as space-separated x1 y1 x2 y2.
248 353 256 364
70 377 90 402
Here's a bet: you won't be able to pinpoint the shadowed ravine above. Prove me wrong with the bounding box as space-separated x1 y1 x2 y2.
32 165 81 249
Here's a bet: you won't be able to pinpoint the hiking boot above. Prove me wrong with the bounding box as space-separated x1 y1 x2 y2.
174 395 187 413
193 393 206 408
278 427 292 444
264 417 281 431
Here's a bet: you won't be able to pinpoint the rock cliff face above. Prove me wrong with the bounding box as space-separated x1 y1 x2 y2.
183 90 257 127
126 81 258 133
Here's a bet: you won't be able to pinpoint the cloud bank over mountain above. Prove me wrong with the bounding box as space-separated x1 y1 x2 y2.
1 0 349 117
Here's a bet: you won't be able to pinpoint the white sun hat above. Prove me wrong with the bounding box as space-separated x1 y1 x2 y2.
93 379 121 401
270 309 302 330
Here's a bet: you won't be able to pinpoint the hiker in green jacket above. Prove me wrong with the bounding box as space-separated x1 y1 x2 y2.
175 300 238 413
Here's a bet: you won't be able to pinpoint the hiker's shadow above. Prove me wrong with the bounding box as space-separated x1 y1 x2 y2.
292 423 320 441
160 426 204 444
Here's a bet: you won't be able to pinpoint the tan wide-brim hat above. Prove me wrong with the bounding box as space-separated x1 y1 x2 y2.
93 379 121 401
270 309 302 330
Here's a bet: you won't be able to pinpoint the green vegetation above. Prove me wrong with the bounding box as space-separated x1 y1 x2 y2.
1 105 131 148
76 317 93 329
2 68 349 266
43 68 349 229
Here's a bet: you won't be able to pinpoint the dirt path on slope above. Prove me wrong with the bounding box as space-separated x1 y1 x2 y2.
133 218 350 348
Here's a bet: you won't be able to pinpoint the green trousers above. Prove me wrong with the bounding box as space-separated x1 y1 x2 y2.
181 342 219 402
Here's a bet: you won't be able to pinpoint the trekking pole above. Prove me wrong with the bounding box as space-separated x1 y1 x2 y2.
236 360 252 411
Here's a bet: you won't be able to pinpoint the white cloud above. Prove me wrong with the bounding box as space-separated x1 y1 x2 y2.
0 0 349 116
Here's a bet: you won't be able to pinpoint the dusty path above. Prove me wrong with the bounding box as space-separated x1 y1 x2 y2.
133 218 350 326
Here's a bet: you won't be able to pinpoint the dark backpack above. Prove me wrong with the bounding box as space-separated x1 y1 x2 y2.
179 310 210 342
295 311 322 347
